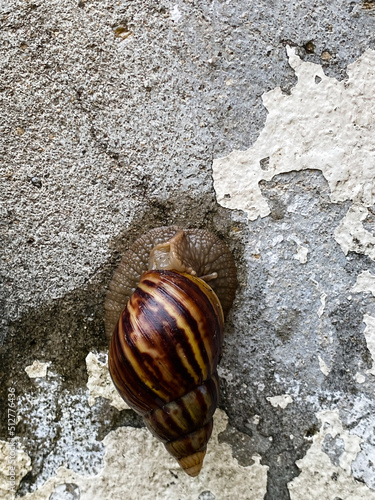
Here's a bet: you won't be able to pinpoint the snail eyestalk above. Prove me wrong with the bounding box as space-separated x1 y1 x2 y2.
199 272 218 282
148 230 196 275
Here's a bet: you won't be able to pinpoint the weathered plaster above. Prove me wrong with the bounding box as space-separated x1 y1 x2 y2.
293 244 309 264
213 47 375 224
17 410 268 500
334 205 375 261
16 368 106 493
2 2 375 499
266 395 293 409
350 396 375 490
0 440 31 500
363 314 375 376
352 270 375 296
24 361 51 379
288 410 375 500
212 45 375 498
318 356 331 376
86 352 129 411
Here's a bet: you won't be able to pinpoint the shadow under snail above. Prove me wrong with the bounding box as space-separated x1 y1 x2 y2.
105 226 237 477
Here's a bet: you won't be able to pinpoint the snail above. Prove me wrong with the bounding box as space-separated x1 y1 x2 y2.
105 226 237 476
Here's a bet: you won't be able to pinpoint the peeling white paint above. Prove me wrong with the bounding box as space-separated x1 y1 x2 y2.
294 244 309 264
318 356 331 376
350 396 375 489
0 440 31 500
355 372 366 384
170 5 182 22
352 270 375 296
317 291 327 318
20 410 268 500
334 205 375 261
24 360 51 378
309 277 328 321
363 314 375 376
288 410 375 499
217 366 234 383
351 273 375 379
253 415 260 425
86 352 129 411
212 47 375 232
266 394 293 409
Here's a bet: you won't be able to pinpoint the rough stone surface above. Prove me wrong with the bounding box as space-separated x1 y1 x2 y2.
1 1 375 499
6 409 269 500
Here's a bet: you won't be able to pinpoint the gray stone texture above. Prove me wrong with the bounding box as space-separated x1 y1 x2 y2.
1 1 375 499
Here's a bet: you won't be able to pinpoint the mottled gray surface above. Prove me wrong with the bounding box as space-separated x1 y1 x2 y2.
1 0 375 499
221 171 375 497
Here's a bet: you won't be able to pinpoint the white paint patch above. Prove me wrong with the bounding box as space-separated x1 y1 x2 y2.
352 442 375 490
309 277 328 321
217 366 234 383
86 352 129 411
346 394 375 489
212 47 375 224
272 234 284 246
288 410 375 499
0 440 31 500
294 244 309 264
267 394 293 409
317 291 327 318
318 356 331 376
170 5 182 22
355 372 366 384
334 205 375 261
25 360 51 378
352 270 375 296
351 273 375 379
363 314 375 376
19 410 268 500
253 415 260 425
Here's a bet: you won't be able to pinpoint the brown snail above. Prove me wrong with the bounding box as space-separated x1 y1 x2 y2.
105 226 237 476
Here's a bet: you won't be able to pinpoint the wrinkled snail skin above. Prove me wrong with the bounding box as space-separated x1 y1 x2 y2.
106 227 237 477
104 226 237 340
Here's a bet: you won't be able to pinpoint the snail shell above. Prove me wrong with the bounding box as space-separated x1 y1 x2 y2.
105 227 237 476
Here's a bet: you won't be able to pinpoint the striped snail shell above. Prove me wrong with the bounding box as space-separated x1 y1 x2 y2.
105 227 237 476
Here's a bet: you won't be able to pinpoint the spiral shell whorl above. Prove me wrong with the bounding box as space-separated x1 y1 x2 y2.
109 270 223 406
144 374 219 476
108 270 223 475
106 227 237 476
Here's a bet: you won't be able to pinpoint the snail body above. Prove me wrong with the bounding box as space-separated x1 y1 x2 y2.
105 227 236 476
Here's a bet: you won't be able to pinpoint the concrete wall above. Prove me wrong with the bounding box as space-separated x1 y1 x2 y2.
1 1 375 499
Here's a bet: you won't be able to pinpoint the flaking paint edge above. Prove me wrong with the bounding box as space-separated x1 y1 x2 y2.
352 270 375 297
0 441 31 500
363 315 375 376
24 361 51 379
18 408 268 500
86 352 129 411
9 353 268 499
287 410 375 499
212 47 375 263
212 46 375 496
266 394 293 409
